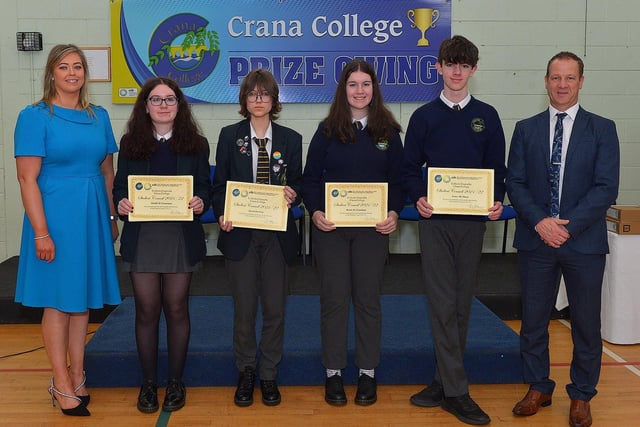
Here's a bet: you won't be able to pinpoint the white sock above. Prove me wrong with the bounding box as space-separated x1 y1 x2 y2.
326 369 341 377
359 368 375 378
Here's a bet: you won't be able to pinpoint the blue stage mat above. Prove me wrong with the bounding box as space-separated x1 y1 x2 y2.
85 295 522 387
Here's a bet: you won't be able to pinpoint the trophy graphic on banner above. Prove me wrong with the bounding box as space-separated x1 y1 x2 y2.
407 8 440 46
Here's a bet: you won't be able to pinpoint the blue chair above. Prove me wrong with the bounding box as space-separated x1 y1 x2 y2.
200 165 217 224
398 167 426 222
292 204 307 265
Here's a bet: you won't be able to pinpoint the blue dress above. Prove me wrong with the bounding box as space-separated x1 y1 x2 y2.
14 103 121 312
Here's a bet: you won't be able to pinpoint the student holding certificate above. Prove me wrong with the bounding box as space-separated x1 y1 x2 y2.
113 77 211 413
401 36 506 425
212 69 302 407
301 59 404 406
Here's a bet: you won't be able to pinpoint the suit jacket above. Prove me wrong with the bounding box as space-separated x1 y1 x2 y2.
212 119 303 264
113 136 212 265
506 107 619 254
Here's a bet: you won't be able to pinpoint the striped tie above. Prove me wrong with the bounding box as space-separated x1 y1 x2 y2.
255 137 270 184
354 120 363 130
549 112 567 217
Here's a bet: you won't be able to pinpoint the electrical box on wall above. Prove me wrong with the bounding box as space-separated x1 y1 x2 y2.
16 32 43 51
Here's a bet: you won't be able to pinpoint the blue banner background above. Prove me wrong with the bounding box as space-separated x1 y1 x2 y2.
115 0 451 103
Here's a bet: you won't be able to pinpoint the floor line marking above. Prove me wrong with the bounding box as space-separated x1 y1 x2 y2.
557 319 640 377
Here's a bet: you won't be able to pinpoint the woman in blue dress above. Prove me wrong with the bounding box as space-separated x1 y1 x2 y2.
14 44 121 417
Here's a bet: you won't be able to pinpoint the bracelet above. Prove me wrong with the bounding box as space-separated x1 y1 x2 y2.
110 215 118 221
34 234 50 240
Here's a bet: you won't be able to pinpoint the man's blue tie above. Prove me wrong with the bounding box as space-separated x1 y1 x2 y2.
549 112 567 217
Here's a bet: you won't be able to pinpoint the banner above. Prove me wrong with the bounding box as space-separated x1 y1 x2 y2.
110 0 451 104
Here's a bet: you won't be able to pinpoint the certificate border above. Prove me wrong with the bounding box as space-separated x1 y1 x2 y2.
128 175 193 221
325 182 388 227
427 168 494 216
223 181 288 232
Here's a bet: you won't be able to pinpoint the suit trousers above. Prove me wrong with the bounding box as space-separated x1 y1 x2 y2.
518 244 605 401
312 226 388 371
226 229 288 380
418 219 486 397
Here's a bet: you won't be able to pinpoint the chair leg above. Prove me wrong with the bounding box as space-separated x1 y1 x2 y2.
502 219 509 254
300 214 307 266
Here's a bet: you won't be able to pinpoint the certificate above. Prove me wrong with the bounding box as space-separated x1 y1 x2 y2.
325 182 388 227
128 175 193 222
427 167 493 215
224 181 287 231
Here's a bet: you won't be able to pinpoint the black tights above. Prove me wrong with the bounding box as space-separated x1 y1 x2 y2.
131 272 192 382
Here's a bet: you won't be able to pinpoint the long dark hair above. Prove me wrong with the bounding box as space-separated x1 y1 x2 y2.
121 77 206 159
324 59 401 144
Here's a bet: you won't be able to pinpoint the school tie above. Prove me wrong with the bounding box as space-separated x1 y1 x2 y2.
254 137 270 184
549 112 567 217
354 120 363 130
452 104 461 111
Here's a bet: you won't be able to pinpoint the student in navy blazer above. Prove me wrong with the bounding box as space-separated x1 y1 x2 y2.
212 69 302 408
114 77 211 414
507 52 619 427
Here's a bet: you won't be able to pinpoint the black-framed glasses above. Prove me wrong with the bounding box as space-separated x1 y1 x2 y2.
247 91 270 102
147 96 178 106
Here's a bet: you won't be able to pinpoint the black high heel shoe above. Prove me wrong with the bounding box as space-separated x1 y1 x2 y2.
73 371 91 406
48 378 90 416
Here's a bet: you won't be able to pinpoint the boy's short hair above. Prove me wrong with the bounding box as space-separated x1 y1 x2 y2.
437 35 479 67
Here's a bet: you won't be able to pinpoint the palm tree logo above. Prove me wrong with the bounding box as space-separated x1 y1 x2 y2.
149 26 220 70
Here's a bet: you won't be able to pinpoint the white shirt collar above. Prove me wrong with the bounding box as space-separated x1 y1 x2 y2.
549 103 579 121
440 91 471 109
154 129 173 141
353 116 368 128
250 122 273 143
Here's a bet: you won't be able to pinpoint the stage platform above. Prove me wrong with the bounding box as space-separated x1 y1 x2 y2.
85 295 523 387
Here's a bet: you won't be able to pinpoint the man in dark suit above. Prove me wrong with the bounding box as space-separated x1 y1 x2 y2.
212 69 302 407
506 51 620 427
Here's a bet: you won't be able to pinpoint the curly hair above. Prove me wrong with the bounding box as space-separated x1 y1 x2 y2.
120 77 206 159
324 59 401 144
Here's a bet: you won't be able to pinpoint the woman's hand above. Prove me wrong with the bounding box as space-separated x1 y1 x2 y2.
283 186 297 208
117 198 134 216
312 210 336 232
218 215 233 232
376 211 399 235
35 235 55 263
189 196 205 215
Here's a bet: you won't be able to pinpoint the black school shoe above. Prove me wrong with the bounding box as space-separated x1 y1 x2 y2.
234 366 255 407
354 374 377 406
410 380 444 407
137 380 159 413
441 394 491 425
162 379 186 412
260 380 281 406
325 374 347 406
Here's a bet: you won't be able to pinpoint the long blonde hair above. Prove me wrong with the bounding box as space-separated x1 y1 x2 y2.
39 44 93 115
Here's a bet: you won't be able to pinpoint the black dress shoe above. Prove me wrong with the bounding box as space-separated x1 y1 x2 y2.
410 380 444 407
442 394 491 425
162 379 186 412
260 380 281 406
325 374 347 406
354 374 377 406
234 366 255 407
137 380 159 413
